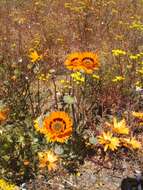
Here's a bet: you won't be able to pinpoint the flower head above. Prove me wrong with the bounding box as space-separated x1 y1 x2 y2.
121 137 141 150
64 52 100 74
44 112 73 143
29 50 42 63
34 112 73 143
38 150 58 171
109 117 129 135
98 131 120 151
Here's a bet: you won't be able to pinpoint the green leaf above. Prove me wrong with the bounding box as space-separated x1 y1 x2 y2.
54 145 64 155
63 95 75 105
89 136 98 145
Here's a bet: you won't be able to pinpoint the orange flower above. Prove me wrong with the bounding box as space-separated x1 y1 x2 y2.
43 112 73 143
64 52 100 74
81 52 100 74
38 150 58 171
64 52 82 71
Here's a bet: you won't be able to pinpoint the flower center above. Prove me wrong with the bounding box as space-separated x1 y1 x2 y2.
50 119 66 133
82 57 94 65
53 122 63 131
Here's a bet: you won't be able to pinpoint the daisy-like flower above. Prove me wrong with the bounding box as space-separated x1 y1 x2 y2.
64 52 82 71
132 111 143 120
29 50 42 63
121 137 141 150
43 112 73 143
38 150 58 171
81 52 100 74
107 117 129 135
98 131 120 151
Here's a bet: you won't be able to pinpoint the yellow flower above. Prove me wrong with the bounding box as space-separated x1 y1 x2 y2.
38 150 58 171
0 179 17 190
132 112 143 119
112 76 125 82
29 50 42 62
92 74 100 80
71 72 85 83
121 137 141 150
111 117 129 135
112 49 126 56
98 131 120 151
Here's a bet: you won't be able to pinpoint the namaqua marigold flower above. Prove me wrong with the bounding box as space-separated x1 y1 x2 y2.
132 111 143 120
108 117 129 135
38 150 58 171
98 131 120 151
64 52 82 71
43 112 73 143
121 137 141 150
29 50 42 63
81 52 100 74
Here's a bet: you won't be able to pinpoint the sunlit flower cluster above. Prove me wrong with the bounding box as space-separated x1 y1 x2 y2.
98 117 141 151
